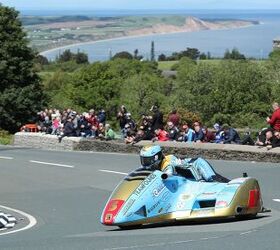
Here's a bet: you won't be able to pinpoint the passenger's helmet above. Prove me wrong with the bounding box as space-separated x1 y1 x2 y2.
140 145 163 170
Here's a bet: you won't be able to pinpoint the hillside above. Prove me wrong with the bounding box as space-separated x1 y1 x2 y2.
23 15 258 52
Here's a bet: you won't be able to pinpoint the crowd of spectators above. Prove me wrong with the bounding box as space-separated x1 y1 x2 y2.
21 102 280 149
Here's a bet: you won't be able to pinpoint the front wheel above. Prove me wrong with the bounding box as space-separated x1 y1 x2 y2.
118 224 142 230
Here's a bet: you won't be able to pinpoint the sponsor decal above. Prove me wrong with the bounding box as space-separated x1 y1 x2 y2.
202 192 216 195
162 191 171 201
152 183 165 197
148 201 160 213
179 194 192 201
164 203 172 212
176 201 185 209
133 173 156 196
158 207 163 214
121 198 136 216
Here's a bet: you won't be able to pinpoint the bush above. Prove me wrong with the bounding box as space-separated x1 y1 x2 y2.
0 130 13 145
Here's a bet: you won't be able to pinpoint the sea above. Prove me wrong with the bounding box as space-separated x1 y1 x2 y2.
23 9 280 62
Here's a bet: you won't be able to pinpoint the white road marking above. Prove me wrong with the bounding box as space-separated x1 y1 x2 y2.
0 156 13 160
273 199 280 202
0 205 37 236
29 160 74 168
99 169 128 175
240 231 253 235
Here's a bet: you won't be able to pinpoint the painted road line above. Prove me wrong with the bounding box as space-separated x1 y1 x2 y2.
0 156 13 160
273 199 280 202
29 160 74 168
99 169 128 175
0 205 37 236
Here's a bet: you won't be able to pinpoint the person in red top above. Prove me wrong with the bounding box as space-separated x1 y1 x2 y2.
266 102 280 131
153 128 169 141
168 109 180 127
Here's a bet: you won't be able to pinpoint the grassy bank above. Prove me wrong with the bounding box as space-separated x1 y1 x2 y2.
0 130 13 145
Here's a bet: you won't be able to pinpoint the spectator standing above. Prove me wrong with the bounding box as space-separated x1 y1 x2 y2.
150 105 164 132
117 105 128 130
266 102 280 131
222 124 241 144
97 109 106 125
168 109 180 127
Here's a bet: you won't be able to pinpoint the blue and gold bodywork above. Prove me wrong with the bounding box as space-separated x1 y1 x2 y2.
101 166 262 227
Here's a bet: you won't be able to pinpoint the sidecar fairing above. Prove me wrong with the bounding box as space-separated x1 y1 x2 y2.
101 165 262 227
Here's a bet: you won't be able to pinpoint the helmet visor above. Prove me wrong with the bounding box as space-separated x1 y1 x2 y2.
140 156 156 167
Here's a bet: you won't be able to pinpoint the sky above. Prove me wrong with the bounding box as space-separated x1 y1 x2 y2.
1 0 280 10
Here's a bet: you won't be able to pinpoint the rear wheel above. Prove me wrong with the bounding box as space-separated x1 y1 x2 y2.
235 213 257 220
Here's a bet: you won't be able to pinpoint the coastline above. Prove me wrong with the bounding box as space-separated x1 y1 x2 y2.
40 22 259 56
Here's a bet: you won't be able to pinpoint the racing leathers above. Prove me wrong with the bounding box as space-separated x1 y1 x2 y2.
159 155 217 182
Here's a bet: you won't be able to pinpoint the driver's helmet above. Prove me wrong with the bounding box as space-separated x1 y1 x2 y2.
140 145 163 170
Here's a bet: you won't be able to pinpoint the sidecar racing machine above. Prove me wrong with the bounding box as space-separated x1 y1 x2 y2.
101 162 264 228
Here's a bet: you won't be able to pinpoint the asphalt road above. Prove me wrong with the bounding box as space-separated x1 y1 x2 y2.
0 145 280 250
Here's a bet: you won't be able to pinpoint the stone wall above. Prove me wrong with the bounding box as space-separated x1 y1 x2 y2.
13 132 280 163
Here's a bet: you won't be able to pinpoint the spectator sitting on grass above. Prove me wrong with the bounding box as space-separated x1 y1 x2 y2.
213 123 225 143
78 112 92 137
166 121 179 141
58 116 77 142
124 124 136 144
202 126 215 143
193 122 204 143
271 131 280 148
255 128 274 147
97 123 106 140
105 124 116 140
222 124 241 144
152 128 169 142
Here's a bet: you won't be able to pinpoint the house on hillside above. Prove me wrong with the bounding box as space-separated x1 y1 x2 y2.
273 37 280 50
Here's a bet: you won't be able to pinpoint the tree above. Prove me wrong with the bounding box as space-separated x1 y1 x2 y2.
0 5 45 132
112 51 133 60
58 49 74 62
223 48 246 60
158 53 167 61
75 51 89 64
150 41 155 61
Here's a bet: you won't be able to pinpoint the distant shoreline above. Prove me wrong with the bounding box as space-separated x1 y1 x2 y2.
40 22 258 57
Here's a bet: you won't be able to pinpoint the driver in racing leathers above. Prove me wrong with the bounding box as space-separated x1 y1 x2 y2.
140 145 228 182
